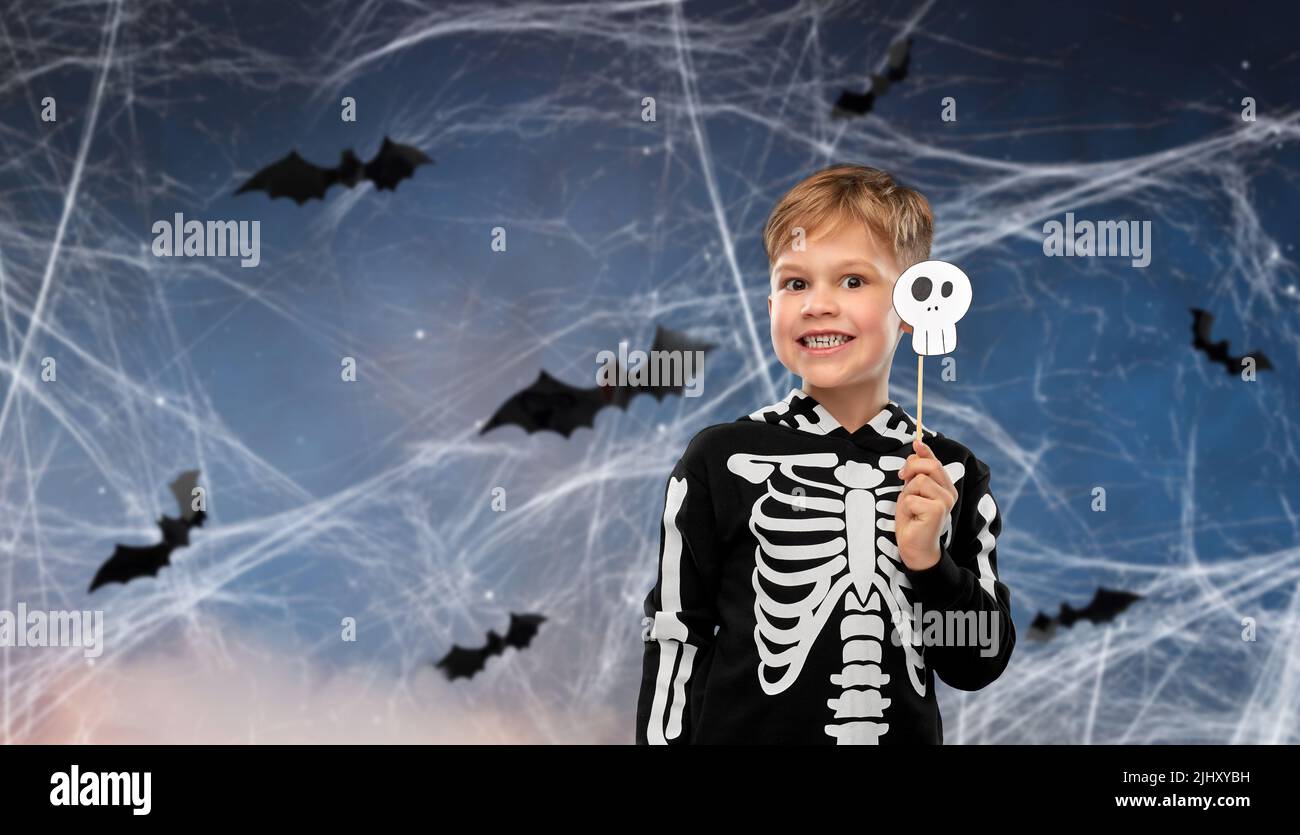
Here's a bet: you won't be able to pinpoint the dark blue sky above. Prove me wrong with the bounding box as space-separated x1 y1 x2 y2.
2 0 1297 743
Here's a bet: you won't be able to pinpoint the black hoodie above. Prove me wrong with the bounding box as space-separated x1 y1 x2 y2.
635 387 1014 744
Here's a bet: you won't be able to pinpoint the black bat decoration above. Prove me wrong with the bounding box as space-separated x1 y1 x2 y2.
434 612 547 681
1190 307 1273 376
832 36 912 118
1027 587 1142 642
234 136 433 204
89 470 206 593
479 325 714 438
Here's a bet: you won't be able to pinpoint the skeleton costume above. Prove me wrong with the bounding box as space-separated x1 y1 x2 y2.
636 388 1014 744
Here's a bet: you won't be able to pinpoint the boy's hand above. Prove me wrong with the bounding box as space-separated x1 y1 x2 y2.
895 439 958 572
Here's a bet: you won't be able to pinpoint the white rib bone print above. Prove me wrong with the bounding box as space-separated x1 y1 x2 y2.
726 449 965 743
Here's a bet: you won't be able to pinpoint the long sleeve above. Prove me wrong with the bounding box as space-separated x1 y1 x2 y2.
900 453 1015 691
635 456 721 745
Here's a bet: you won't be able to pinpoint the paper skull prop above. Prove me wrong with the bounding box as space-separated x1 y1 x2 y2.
892 259 972 356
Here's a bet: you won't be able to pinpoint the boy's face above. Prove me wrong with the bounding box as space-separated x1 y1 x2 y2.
768 219 909 391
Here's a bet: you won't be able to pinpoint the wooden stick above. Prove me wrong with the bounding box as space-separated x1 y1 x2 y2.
916 353 923 444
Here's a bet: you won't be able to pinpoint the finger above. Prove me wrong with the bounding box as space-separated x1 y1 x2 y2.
905 473 935 503
901 455 957 496
900 454 933 480
899 453 926 480
907 474 956 508
912 440 952 486
912 467 958 504
900 493 943 520
899 456 953 492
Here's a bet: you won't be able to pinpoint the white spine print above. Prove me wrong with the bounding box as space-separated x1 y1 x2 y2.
828 585 891 743
727 451 964 743
825 477 894 743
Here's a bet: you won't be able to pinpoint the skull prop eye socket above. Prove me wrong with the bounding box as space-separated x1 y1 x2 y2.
910 276 932 302
941 281 953 298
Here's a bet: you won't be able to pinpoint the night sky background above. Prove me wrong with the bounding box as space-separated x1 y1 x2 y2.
2 0 1298 743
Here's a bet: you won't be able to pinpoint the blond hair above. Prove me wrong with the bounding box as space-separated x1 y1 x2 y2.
763 163 933 277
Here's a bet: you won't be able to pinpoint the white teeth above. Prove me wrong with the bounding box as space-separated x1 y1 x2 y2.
801 334 851 348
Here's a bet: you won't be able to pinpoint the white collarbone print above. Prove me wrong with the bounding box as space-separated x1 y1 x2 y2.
729 391 965 743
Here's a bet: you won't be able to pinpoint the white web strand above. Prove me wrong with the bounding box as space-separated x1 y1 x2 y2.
0 0 1296 743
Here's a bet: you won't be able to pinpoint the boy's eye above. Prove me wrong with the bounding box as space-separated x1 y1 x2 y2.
781 275 865 291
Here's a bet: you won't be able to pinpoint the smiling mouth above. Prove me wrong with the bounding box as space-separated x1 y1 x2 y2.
797 333 855 352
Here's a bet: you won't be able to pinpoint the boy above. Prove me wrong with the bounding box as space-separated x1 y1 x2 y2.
635 164 1014 745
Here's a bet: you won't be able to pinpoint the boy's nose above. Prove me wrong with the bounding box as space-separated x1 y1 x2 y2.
802 288 839 315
